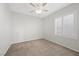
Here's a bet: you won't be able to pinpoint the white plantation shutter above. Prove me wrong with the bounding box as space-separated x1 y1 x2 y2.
55 17 62 36
55 13 77 39
63 13 74 38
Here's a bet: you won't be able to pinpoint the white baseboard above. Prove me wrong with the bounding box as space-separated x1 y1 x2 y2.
46 39 79 53
12 37 44 44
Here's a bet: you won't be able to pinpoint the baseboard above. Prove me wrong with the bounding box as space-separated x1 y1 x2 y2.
45 39 79 53
11 38 44 44
0 43 12 56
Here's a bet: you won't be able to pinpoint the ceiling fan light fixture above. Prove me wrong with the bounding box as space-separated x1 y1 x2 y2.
30 3 48 14
35 9 42 14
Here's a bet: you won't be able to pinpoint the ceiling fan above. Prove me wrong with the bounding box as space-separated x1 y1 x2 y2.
30 3 48 14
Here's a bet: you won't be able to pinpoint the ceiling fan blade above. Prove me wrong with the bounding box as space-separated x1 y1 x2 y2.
30 3 36 7
42 3 47 7
30 10 34 13
44 10 48 12
35 3 40 7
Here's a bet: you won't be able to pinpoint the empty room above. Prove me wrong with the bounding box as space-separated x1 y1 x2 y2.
0 3 79 56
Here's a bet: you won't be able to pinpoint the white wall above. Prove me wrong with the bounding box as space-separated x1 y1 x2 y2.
0 4 12 55
43 4 79 52
12 12 43 43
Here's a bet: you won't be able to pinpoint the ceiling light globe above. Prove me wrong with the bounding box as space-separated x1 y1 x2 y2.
35 10 42 14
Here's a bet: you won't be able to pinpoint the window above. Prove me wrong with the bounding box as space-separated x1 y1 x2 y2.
55 13 77 39
55 17 62 36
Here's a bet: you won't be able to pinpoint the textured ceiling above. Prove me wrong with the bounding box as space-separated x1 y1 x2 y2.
8 3 71 18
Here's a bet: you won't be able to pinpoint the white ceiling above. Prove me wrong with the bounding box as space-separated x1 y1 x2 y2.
8 3 71 18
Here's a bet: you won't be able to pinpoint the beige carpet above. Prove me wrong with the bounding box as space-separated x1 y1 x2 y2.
5 39 79 56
